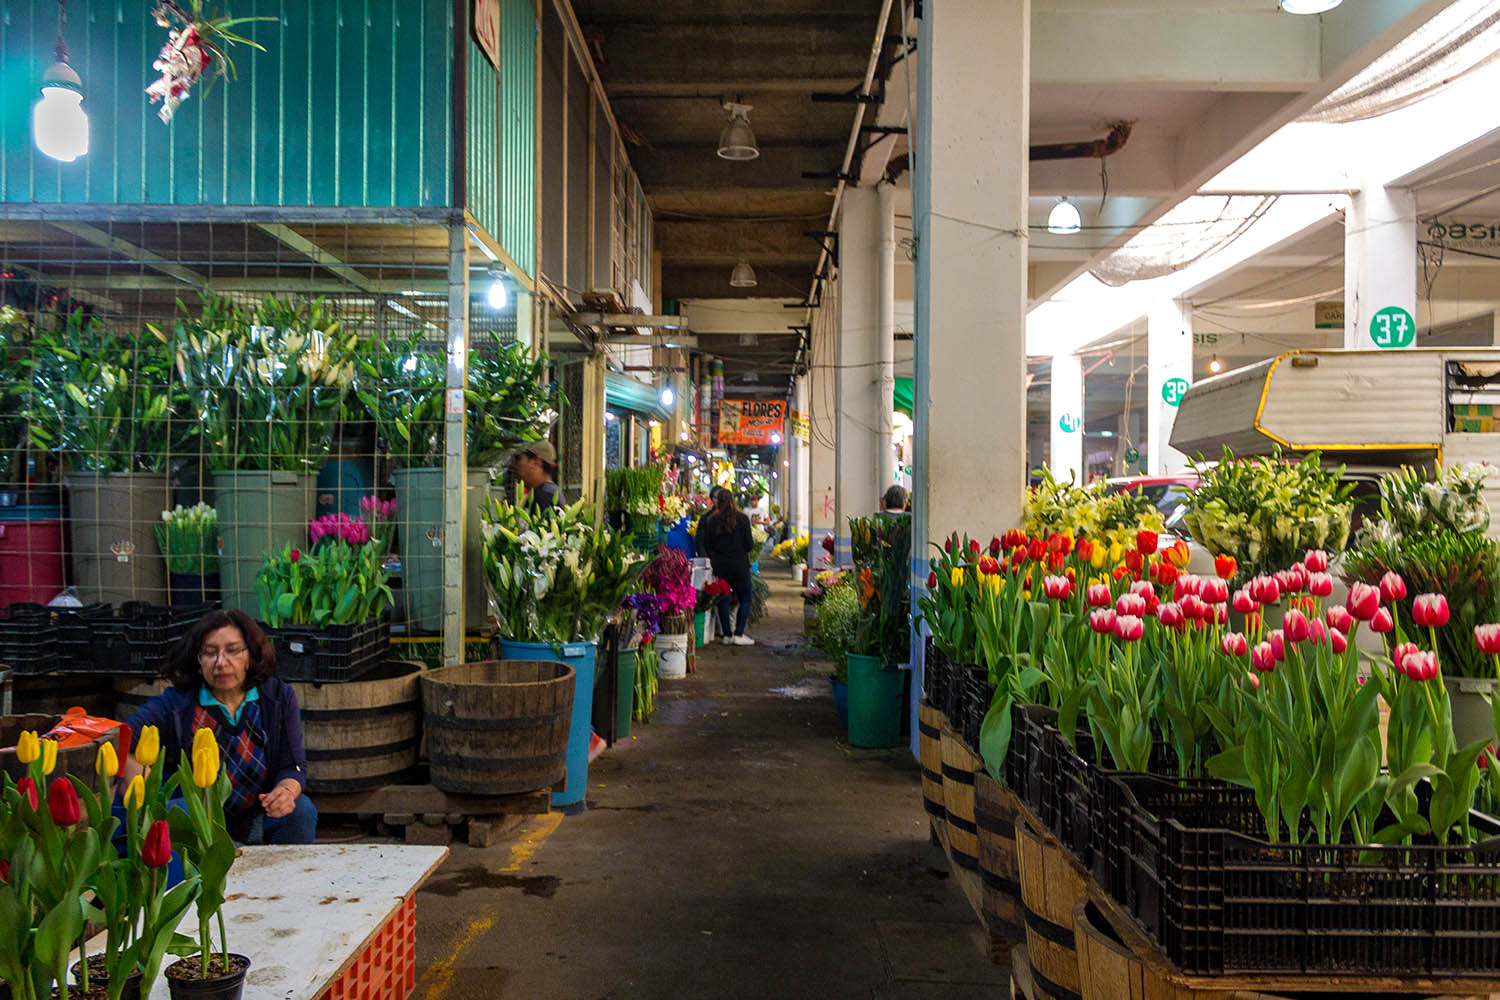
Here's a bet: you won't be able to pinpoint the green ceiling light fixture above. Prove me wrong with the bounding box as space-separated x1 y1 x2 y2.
1279 0 1342 13
729 259 757 288
32 0 89 163
1047 197 1081 235
717 102 759 161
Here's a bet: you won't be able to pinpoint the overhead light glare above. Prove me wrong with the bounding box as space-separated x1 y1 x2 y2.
729 259 758 288
486 262 508 310
1047 197 1081 235
1209 355 1223 374
717 102 759 161
34 56 88 163
660 384 676 408
1279 0 1341 14
770 432 782 445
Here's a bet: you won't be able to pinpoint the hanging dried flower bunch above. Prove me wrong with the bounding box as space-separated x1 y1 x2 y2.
144 1 272 123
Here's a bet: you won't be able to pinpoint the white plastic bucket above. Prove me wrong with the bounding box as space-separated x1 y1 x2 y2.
657 633 689 679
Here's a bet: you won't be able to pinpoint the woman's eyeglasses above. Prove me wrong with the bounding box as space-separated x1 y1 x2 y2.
198 644 248 664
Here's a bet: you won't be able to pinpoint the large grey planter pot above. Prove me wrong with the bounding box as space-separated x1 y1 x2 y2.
212 470 315 614
1444 675 1499 749
65 472 170 606
391 467 493 634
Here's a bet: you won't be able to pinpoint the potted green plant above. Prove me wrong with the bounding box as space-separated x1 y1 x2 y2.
812 577 859 724
24 311 182 605
155 503 220 607
480 498 645 808
168 295 358 612
845 514 912 747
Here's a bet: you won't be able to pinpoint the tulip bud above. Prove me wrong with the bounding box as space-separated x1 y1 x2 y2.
96 741 119 781
1370 607 1395 634
1221 632 1249 657
944 537 953 554
1113 614 1145 642
1380 571 1407 603
971 538 982 557
1330 627 1347 654
192 726 217 757
989 536 1002 557
1348 582 1381 622
1269 630 1286 662
1087 583 1112 608
1231 589 1258 615
1403 650 1438 682
1475 623 1500 656
1135 531 1159 556
1089 609 1117 634
1308 618 1329 645
1115 593 1147 618
15 731 39 765
0 860 8 881
1283 609 1311 644
1326 605 1354 635
1125 549 1145 574
950 567 965 588
192 744 220 789
926 571 938 591
40 739 57 776
134 725 161 769
1158 602 1186 630
1247 671 1261 690
1200 578 1229 605
1307 573 1333 598
47 777 81 827
1214 553 1238 581
1074 538 1095 563
124 774 146 810
142 820 173 869
1251 643 1276 673
1413 593 1451 628
1304 549 1330 573
16 776 38 810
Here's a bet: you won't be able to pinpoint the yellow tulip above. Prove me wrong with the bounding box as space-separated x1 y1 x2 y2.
192 727 216 758
124 775 145 810
192 745 220 789
96 741 119 781
41 739 57 776
987 575 1003 596
16 731 39 765
135 726 160 769
950 567 965 588
1090 546 1107 570
1107 542 1124 565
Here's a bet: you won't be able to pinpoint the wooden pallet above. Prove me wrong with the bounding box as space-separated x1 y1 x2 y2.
314 784 551 847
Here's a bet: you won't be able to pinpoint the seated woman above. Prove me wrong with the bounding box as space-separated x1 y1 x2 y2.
124 608 316 845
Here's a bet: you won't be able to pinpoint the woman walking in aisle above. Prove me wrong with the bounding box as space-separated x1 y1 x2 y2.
698 487 756 645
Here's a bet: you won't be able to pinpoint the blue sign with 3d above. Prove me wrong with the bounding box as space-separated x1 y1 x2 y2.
1058 413 1082 433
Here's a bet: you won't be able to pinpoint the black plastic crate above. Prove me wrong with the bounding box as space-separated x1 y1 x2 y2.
268 616 390 683
54 603 116 671
0 603 59 675
922 639 950 706
939 660 967 721
1003 702 1056 820
959 667 993 752
1047 724 1179 874
62 601 217 675
1107 773 1500 975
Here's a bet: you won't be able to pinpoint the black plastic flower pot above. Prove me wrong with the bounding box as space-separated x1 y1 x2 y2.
68 959 141 1000
164 955 251 1000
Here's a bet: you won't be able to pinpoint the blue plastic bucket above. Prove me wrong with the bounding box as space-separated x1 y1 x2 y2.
498 638 598 810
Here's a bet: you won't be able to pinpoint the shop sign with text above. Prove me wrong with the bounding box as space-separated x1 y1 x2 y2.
719 399 787 445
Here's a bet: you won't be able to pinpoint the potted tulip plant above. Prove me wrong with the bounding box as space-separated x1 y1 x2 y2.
845 515 912 748
155 503 221 608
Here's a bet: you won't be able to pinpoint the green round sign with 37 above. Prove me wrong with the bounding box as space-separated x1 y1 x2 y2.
1370 306 1416 349
1162 377 1190 407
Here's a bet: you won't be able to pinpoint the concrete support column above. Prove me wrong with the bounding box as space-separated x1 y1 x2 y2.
791 376 811 539
913 0 1031 741
836 188 882 565
1345 184 1418 350
1147 300 1193 475
877 184 898 494
1049 353 1084 484
809 288 839 560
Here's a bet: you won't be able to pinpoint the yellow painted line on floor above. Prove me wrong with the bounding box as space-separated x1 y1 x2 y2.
499 811 563 873
414 813 565 1000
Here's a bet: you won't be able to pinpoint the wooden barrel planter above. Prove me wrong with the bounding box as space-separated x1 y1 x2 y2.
291 660 421 794
421 659 574 796
1017 824 1088 1000
14 673 114 718
112 676 170 718
940 727 981 872
975 770 1024 946
1 712 120 782
917 700 946 830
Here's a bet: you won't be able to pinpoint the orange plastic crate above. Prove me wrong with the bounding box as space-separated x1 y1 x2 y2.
317 895 417 1000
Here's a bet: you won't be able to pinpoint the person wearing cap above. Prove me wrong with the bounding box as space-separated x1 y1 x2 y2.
512 440 566 512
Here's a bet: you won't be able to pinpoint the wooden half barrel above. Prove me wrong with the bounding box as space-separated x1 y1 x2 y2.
291 661 421 794
421 659 574 796
14 674 115 718
940 726 981 872
1018 824 1088 1000
0 712 120 782
975 770 1024 946
917 700 946 831
112 677 170 719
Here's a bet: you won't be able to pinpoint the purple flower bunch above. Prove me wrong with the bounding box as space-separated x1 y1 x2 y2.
309 512 372 546
643 546 697 615
360 495 398 518
622 592 661 641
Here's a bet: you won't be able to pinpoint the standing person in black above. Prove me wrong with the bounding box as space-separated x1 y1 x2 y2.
697 487 756 645
512 439 565 513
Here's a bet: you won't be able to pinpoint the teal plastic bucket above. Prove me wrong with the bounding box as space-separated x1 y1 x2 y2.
391 467 493 633
212 471 313 614
499 638 598 810
847 653 904 748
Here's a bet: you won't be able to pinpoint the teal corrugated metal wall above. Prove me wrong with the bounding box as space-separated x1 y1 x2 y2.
1 0 452 208
465 0 536 279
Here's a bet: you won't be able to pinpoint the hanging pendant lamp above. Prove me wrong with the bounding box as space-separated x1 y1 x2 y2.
729 259 758 288
717 103 760 161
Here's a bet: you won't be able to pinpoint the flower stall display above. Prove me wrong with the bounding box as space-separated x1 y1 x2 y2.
643 547 697 626
1023 469 1165 549
157 503 220 605
1181 447 1354 583
254 508 395 629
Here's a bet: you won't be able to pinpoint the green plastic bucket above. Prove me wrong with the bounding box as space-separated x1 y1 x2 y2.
616 644 637 739
693 610 708 646
847 653 904 748
65 472 170 606
212 470 313 614
391 467 493 633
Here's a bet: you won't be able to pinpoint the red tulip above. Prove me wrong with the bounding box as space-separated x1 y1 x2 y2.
1393 641 1420 673
1283 609 1311 644
978 556 1001 576
0 860 8 882
1251 642 1276 673
1307 572 1333 598
142 820 173 869
1330 627 1347 654
15 777 37 811
1113 615 1145 642
1158 602 1186 630
1214 603 1230 626
1481 747 1493 770
1200 578 1229 605
1027 538 1046 562
1402 650 1438 682
1348 582 1381 622
1380 571 1407 603
1413 593 1450 628
944 537 953 554
1232 589 1258 615
1179 594 1207 621
1370 607 1395 634
970 538 982 556
1269 630 1286 662
1304 549 1330 573
1214 553 1238 581
1074 538 1095 563
47 777 81 827
1135 531 1159 556
1049 533 1073 557
1043 575 1073 601
988 536 1002 557
926 571 938 591
1002 529 1028 551
1115 593 1147 618
1251 576 1280 605
1326 605 1354 635
290 548 301 563
1221 632 1248 657
1308 618 1328 645
1152 562 1180 587
1089 609 1117 634
1475 624 1500 656
1086 583 1112 608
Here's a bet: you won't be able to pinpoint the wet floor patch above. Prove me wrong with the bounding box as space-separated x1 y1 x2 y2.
652 697 721 724
421 863 562 899
769 676 830 699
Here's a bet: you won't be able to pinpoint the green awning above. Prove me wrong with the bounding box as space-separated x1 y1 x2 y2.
605 372 669 420
894 377 913 418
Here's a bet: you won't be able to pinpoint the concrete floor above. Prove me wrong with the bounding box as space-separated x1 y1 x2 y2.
408 579 1008 1000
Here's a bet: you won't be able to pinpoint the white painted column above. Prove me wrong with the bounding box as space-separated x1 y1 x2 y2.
809 286 839 561
877 183 898 494
791 376 811 539
1049 353 1084 483
836 187 881 565
914 0 1030 742
1147 300 1193 475
1345 184 1418 350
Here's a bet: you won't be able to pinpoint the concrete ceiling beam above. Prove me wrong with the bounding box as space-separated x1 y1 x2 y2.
605 78 864 99
587 21 871 93
662 265 815 300
656 218 825 265
634 144 839 192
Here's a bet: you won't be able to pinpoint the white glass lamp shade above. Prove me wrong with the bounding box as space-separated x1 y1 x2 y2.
1279 0 1341 13
33 62 88 163
487 264 508 309
729 259 757 288
717 103 759 161
1047 197 1082 235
